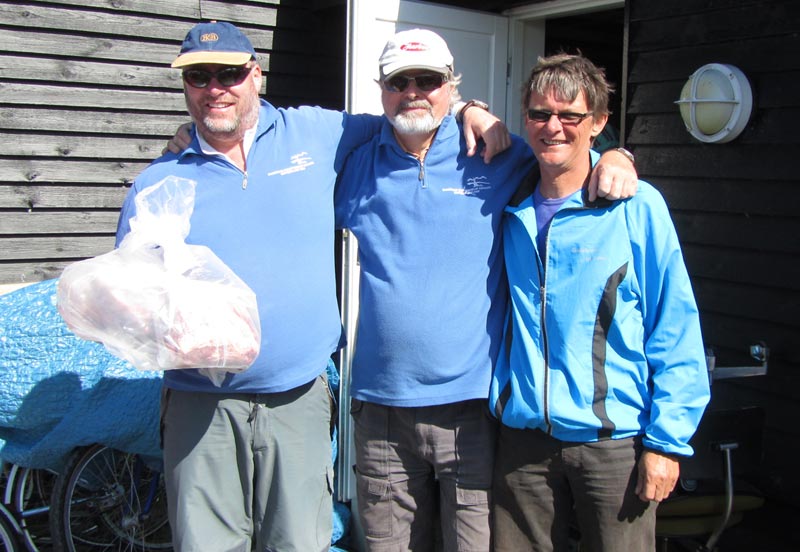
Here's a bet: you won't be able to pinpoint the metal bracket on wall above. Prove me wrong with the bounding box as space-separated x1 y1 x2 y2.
705 343 769 383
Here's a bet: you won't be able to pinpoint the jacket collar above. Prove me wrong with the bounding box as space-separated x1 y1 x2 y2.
508 149 613 209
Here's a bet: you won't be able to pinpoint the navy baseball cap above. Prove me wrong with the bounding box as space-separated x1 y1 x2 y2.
171 21 256 68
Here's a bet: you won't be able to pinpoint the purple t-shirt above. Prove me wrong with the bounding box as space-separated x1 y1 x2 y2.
533 187 569 259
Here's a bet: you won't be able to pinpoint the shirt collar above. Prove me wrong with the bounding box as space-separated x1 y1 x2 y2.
194 119 259 162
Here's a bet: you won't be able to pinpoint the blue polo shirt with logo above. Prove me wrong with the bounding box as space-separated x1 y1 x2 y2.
335 115 535 406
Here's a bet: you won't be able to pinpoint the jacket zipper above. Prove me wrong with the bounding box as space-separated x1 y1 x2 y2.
539 243 552 434
539 203 592 435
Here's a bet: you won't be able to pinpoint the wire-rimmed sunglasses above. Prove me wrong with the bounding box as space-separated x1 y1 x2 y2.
526 109 593 125
383 73 449 93
182 65 253 89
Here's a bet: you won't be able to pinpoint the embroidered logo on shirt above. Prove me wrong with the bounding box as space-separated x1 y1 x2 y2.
267 152 315 176
442 176 491 196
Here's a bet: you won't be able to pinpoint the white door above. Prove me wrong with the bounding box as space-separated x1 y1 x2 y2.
338 0 509 504
347 0 510 118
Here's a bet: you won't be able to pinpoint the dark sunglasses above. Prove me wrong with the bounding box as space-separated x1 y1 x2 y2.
527 109 592 125
383 73 449 93
182 65 253 89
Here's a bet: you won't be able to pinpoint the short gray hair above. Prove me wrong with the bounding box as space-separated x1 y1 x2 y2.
448 69 463 107
522 53 613 116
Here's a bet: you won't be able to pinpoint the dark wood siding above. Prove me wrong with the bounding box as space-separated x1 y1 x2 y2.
0 0 345 290
626 0 800 544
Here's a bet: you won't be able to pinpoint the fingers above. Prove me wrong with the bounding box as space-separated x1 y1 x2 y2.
589 168 638 201
165 122 193 155
636 451 680 503
465 134 478 158
587 170 600 202
480 124 511 164
590 149 639 201
460 107 511 164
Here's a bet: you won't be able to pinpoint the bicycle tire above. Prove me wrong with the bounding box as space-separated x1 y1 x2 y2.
8 466 55 552
49 445 172 552
0 502 22 552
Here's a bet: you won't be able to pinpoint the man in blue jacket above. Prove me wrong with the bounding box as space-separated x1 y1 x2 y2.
489 53 710 551
335 31 638 551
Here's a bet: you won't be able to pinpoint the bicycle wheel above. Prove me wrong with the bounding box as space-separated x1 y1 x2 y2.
0 502 21 552
49 445 172 551
8 465 56 552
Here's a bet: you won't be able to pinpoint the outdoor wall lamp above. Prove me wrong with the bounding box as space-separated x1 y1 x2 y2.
675 63 753 143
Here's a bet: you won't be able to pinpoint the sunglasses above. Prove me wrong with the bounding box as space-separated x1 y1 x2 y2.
383 73 449 93
527 109 592 125
182 65 253 89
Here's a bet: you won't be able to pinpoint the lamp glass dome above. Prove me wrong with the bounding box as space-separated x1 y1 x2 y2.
676 63 752 143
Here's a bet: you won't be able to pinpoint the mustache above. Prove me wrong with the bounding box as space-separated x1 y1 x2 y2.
395 100 432 115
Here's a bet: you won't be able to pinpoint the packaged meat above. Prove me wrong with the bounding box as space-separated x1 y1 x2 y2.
57 176 261 386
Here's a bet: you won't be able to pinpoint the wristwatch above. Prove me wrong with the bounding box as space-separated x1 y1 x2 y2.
613 147 636 165
456 99 490 122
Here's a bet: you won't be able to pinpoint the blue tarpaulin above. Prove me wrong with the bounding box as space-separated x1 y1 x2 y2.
0 279 162 470
0 278 350 546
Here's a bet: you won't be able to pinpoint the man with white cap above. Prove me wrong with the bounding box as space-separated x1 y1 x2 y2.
118 20 519 552
334 29 637 551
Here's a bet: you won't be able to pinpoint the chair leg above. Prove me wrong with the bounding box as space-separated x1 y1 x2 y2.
702 443 737 551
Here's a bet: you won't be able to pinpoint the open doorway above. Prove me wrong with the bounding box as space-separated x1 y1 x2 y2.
544 9 625 146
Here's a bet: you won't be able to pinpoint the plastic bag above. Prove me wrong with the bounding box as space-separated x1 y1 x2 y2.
57 176 261 386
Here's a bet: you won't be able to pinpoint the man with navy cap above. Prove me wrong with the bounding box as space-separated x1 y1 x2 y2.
116 20 515 552
117 20 376 552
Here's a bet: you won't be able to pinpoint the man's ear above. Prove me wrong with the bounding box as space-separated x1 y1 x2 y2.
591 113 609 139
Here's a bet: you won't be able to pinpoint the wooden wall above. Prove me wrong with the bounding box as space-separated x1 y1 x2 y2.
0 0 346 292
626 0 800 525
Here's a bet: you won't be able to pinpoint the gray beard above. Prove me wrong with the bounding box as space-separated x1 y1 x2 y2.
390 111 441 135
202 117 239 134
190 91 260 139
201 107 257 135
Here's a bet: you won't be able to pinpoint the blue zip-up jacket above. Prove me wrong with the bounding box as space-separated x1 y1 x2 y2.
335 115 535 406
490 153 710 456
116 100 380 394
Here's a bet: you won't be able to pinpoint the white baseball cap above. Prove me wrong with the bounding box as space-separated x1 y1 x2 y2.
379 28 454 80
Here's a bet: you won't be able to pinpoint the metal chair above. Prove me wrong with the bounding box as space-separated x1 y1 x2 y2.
656 345 768 552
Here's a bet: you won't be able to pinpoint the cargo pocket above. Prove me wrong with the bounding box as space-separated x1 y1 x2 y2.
355 472 393 539
453 486 492 551
455 486 490 508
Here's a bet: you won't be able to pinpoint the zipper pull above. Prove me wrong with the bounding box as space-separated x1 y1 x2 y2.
242 172 248 190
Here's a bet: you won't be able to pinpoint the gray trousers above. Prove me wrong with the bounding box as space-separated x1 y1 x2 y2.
493 426 655 552
161 375 334 552
352 398 496 552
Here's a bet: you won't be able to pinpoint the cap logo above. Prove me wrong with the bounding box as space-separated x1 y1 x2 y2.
200 32 220 43
400 42 429 52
